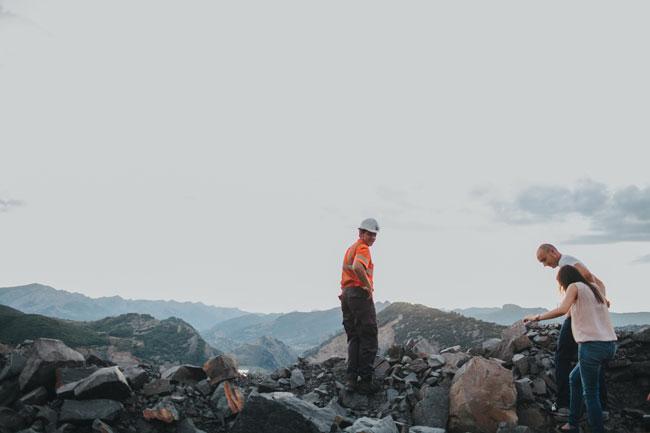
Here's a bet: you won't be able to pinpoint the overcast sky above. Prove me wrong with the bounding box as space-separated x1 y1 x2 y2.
1 1 649 314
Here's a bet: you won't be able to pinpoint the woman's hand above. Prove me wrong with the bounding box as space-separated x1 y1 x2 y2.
523 314 540 324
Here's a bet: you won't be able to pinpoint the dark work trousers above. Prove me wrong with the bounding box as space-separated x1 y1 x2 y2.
556 316 609 409
339 287 378 379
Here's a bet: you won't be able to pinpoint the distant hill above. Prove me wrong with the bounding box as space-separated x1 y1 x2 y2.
308 302 504 363
0 304 108 347
0 304 218 365
230 336 298 372
0 283 248 331
455 304 650 327
202 302 390 353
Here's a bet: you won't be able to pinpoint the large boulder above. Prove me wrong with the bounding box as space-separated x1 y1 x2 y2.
161 365 207 384
412 384 449 429
19 339 85 392
55 366 99 398
0 407 26 433
123 366 148 390
448 357 518 433
493 322 532 362
203 355 238 386
0 353 27 382
0 377 20 407
74 366 132 401
231 392 338 433
59 399 124 423
343 416 399 433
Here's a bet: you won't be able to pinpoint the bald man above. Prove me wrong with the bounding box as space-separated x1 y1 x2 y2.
536 244 609 416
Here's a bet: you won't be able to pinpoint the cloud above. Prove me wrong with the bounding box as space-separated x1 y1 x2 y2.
0 198 24 212
476 180 650 244
632 254 650 265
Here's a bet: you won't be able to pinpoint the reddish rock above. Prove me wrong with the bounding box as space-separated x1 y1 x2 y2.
203 355 238 385
448 357 518 433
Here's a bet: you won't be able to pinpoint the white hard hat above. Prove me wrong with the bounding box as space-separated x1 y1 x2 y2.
359 218 380 233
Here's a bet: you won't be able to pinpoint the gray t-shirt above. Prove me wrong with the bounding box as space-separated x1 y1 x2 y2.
558 254 583 268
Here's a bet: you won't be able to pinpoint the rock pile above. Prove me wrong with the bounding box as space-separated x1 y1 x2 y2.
1 324 649 433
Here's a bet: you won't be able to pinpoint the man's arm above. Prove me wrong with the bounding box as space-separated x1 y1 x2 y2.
574 262 610 306
352 261 373 297
574 263 604 290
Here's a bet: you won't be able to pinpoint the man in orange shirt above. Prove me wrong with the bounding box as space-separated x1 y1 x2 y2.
339 218 380 394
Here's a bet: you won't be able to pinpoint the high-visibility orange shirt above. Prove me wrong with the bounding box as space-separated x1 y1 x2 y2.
340 240 374 289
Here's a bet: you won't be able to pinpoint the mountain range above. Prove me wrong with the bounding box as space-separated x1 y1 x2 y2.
454 303 650 327
0 305 217 365
0 283 248 331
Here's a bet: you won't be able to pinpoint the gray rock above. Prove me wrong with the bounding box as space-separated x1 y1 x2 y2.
494 322 532 362
512 354 528 376
440 346 461 354
409 427 446 433
408 337 440 357
302 391 321 404
514 378 535 403
74 366 132 401
517 406 548 431
19 339 85 393
290 368 305 389
427 355 446 369
531 378 547 396
56 380 81 399
60 399 124 423
374 358 392 380
632 326 650 343
123 366 148 390
177 418 207 433
161 365 207 384
0 407 26 432
481 338 502 355
257 378 280 393
92 419 116 433
35 405 58 427
344 416 399 433
403 372 418 384
412 385 449 429
56 367 98 388
386 388 399 403
441 352 470 374
18 386 48 405
0 353 26 382
231 392 338 433
338 389 369 410
210 381 244 419
496 424 532 433
142 378 173 396
194 379 212 396
0 376 20 406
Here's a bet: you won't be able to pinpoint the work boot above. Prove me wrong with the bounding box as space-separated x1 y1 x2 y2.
357 377 381 395
345 374 358 392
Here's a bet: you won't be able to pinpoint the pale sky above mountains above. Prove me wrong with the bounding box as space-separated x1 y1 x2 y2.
1 1 649 313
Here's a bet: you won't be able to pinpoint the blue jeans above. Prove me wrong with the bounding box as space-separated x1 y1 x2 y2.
556 317 608 409
569 341 616 433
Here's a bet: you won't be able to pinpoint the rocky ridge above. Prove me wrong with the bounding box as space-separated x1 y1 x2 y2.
0 324 649 433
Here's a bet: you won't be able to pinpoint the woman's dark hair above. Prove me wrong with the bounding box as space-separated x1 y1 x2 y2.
557 265 605 304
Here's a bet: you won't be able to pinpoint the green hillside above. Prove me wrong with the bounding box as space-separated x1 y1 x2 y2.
0 304 108 346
